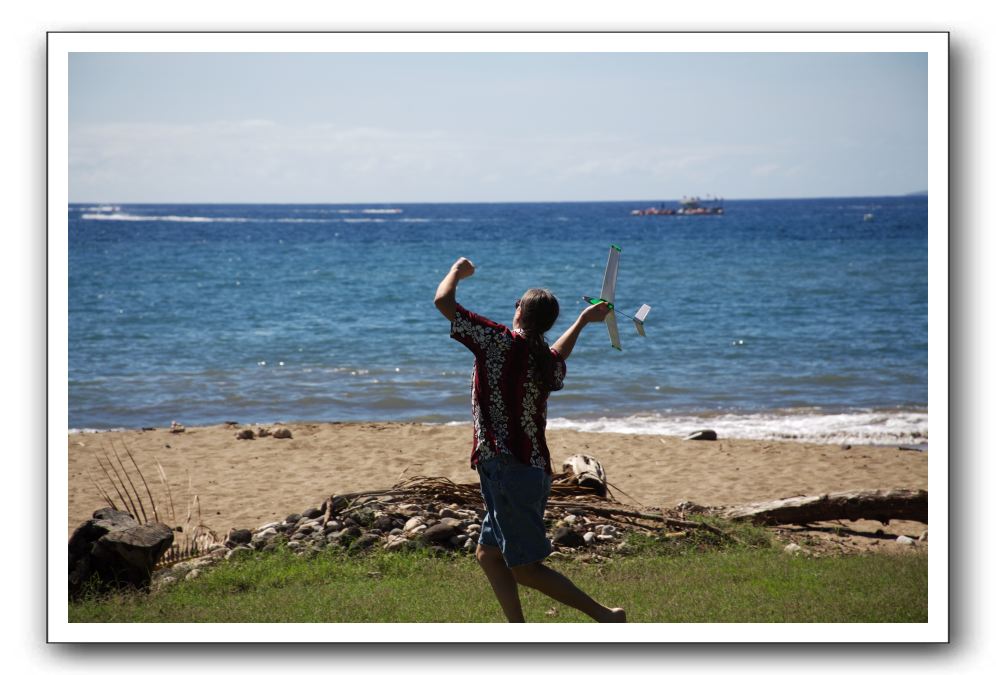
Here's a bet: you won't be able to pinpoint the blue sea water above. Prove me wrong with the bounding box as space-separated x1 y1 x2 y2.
68 197 929 444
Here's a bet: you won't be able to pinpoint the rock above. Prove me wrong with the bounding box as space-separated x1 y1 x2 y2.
68 508 174 599
385 535 414 552
552 527 585 548
252 527 278 543
450 534 468 547
324 520 343 533
350 533 381 551
272 427 293 439
895 535 915 546
170 421 185 433
596 534 615 542
284 513 302 525
783 543 803 554
439 507 460 519
337 526 362 544
684 429 718 441
225 528 253 547
583 531 596 545
185 569 201 581
421 518 463 544
256 427 271 437
350 508 376 527
296 521 318 534
466 523 481 534
373 515 395 531
403 516 425 532
463 538 477 551
563 514 578 525
286 541 302 550
290 532 308 541
302 507 323 519
919 530 928 543
235 429 255 440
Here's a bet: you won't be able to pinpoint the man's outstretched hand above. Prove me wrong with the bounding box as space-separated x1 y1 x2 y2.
580 300 612 324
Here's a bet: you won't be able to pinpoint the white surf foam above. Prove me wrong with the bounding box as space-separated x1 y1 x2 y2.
547 408 928 446
80 213 250 223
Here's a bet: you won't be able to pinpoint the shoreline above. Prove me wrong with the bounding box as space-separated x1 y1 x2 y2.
67 420 929 541
67 404 929 447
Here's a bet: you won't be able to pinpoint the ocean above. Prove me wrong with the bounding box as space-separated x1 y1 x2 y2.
68 197 928 445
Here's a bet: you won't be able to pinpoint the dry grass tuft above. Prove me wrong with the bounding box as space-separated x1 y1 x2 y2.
84 440 219 568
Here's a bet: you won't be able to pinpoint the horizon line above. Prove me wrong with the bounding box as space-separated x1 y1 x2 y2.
68 192 928 206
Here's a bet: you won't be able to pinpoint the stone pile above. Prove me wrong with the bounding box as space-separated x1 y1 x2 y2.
150 491 639 589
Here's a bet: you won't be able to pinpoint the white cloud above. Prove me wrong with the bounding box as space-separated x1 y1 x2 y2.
69 119 798 202
750 162 781 177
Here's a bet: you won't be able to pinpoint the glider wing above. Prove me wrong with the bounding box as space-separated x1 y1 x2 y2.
605 309 622 351
601 245 622 349
600 244 621 305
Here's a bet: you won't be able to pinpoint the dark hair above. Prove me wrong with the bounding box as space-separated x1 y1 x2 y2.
517 288 560 390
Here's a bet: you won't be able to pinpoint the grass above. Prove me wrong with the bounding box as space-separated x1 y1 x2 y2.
69 525 928 623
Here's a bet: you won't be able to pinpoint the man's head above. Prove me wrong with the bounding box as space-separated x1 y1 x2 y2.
514 288 559 336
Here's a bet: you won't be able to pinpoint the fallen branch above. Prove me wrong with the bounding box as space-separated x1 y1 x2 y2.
719 488 928 526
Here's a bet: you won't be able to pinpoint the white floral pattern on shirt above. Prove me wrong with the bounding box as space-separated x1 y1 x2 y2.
450 305 565 472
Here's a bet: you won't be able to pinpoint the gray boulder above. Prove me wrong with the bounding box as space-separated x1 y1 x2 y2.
684 429 718 441
68 508 174 599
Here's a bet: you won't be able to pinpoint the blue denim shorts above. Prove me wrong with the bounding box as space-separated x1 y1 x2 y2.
476 454 553 568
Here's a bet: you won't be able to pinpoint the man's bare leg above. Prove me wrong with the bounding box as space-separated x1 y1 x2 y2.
511 561 626 623
476 544 525 622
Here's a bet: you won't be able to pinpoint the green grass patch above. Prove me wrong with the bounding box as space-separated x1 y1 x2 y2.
69 537 927 623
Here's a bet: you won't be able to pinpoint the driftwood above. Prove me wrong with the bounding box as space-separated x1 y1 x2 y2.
559 454 608 498
720 488 927 526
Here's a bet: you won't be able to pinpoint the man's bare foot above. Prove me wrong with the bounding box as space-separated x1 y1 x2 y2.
600 607 627 623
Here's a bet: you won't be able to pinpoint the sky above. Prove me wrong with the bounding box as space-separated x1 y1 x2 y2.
68 52 927 203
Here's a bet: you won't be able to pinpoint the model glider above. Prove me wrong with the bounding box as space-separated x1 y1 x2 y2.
583 244 652 351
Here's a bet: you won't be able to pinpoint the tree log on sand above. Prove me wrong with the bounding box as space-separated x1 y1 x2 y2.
719 488 927 526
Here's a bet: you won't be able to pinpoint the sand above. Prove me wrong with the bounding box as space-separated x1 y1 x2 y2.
67 421 928 542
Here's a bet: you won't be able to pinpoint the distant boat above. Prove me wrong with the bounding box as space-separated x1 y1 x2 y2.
863 213 875 221
631 195 724 216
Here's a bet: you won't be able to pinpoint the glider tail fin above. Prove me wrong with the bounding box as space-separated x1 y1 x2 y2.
633 304 651 336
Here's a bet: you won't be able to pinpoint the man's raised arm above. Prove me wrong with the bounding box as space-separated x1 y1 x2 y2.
551 301 610 360
434 257 476 322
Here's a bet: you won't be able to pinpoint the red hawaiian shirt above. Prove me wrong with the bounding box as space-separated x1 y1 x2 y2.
450 303 566 474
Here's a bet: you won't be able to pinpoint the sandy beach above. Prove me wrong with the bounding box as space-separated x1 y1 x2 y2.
67 422 928 541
